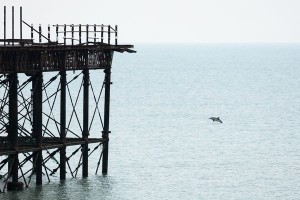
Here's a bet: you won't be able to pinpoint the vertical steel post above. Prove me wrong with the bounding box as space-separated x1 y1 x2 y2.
94 24 96 44
48 24 50 44
56 25 59 43
12 6 14 46
20 7 22 45
31 24 34 41
32 72 43 185
4 6 6 46
64 24 66 45
71 24 74 45
108 25 111 45
39 24 42 43
60 70 66 180
101 25 104 43
86 25 89 45
115 25 118 45
102 53 112 174
82 69 89 177
8 73 18 182
79 24 82 44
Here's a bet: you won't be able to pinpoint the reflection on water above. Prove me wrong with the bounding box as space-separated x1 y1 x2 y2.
3 176 113 200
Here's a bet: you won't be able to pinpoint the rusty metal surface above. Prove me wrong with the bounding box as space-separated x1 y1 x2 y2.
0 44 134 74
0 6 134 191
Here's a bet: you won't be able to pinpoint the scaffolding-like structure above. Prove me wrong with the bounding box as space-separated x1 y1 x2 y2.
0 6 134 192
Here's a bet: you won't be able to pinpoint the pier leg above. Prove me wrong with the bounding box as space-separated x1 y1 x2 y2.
8 72 19 183
102 65 112 174
60 70 66 180
82 69 89 177
32 72 43 185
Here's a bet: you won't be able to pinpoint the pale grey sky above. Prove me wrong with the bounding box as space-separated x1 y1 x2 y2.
1 0 300 44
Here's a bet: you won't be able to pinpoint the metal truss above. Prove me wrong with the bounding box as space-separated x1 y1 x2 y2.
0 5 134 193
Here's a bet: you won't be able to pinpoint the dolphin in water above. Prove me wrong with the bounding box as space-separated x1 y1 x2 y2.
209 117 222 123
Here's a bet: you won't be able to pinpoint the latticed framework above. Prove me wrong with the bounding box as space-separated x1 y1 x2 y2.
0 6 134 192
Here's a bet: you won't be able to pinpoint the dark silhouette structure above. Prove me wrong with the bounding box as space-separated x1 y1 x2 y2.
0 6 134 192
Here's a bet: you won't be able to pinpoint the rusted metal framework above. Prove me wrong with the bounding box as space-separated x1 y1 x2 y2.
0 6 134 192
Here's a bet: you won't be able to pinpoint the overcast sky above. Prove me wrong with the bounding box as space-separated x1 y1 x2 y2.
1 0 300 44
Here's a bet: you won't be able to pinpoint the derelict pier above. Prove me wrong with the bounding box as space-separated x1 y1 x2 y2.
0 6 134 192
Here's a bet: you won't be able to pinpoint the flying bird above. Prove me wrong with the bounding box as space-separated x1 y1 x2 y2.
209 117 222 123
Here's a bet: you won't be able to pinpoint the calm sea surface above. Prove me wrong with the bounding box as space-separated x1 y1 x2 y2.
2 44 300 199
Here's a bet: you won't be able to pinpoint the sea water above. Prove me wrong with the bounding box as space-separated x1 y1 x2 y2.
2 44 300 200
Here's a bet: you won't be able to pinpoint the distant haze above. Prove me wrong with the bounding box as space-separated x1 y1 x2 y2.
1 0 300 44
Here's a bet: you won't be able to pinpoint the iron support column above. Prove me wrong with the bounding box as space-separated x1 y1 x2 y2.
82 69 89 177
102 55 112 174
60 70 66 180
8 73 18 183
32 71 43 185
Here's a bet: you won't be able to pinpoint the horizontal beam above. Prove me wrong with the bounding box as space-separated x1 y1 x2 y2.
0 137 105 155
0 43 134 50
0 39 33 43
